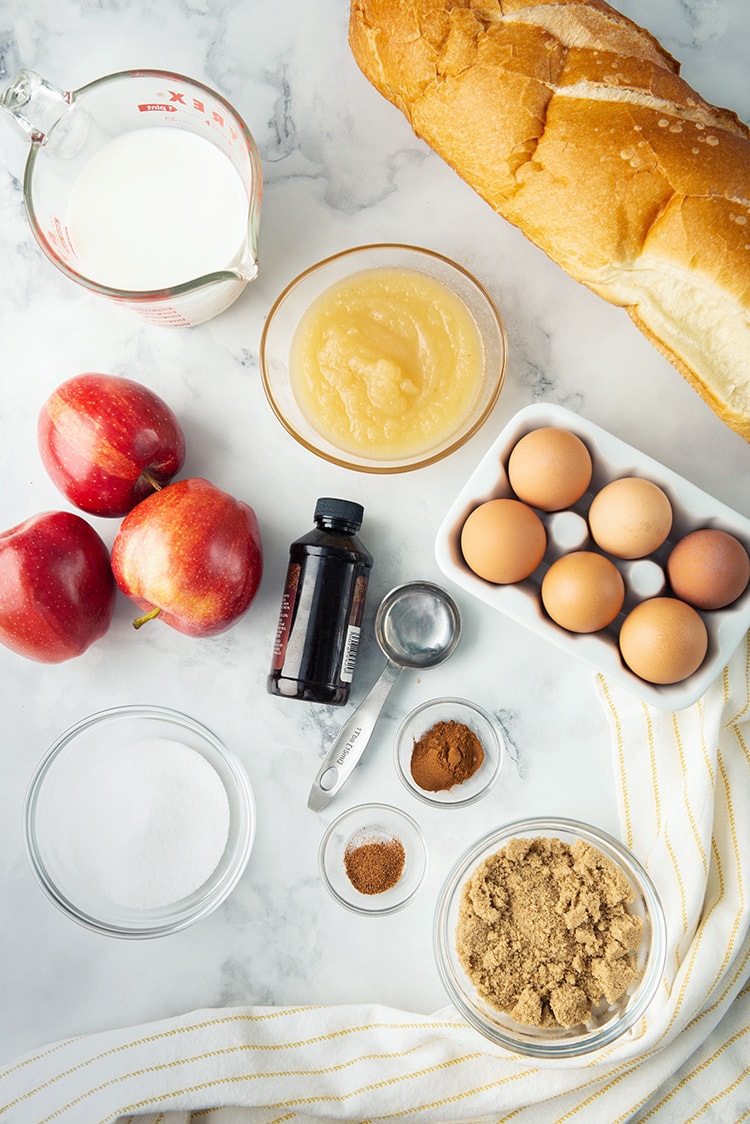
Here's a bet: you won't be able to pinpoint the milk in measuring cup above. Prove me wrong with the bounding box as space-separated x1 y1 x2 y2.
67 127 248 291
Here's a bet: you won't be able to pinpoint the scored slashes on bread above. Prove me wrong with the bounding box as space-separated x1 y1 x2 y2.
349 0 750 441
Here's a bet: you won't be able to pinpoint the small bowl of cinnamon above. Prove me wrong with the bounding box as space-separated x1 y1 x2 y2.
394 697 504 808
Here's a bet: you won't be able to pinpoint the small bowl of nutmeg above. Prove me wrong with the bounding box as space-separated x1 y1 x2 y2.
394 697 504 808
318 803 428 915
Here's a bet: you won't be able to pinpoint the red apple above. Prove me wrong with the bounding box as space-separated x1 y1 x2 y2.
38 372 186 517
0 511 116 663
111 478 263 638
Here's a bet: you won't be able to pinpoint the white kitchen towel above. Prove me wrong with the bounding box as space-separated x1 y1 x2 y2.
2 630 749 1123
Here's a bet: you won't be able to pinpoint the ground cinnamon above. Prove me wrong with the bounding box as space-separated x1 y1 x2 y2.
410 719 484 792
344 832 405 894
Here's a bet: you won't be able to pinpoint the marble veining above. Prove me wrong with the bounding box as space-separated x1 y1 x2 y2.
0 0 748 1072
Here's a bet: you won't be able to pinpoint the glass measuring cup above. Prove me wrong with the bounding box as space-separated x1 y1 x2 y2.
0 68 262 326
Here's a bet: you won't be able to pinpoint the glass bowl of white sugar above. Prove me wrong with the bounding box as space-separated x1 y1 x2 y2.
24 705 255 938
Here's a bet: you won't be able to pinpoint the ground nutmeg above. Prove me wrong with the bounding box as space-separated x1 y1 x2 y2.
344 832 406 895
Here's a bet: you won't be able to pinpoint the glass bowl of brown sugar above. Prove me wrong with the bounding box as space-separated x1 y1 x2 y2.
318 803 428 915
434 818 667 1058
394 698 504 808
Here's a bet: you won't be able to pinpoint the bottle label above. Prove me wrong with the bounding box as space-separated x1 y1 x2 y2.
340 625 361 683
271 562 301 670
270 560 370 691
340 573 368 682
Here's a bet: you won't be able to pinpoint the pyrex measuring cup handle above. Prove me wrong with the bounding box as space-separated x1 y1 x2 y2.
0 69 70 143
307 660 402 812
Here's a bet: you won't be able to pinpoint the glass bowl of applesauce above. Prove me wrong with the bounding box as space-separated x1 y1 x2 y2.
260 244 507 473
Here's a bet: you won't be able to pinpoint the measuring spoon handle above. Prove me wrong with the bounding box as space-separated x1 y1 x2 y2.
307 659 402 811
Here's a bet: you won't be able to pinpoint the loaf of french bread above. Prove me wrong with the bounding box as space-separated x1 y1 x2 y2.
349 0 750 441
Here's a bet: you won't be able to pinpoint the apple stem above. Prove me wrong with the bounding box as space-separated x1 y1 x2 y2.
141 470 164 491
132 607 162 630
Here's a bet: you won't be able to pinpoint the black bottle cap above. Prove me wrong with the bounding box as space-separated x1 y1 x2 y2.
314 497 364 531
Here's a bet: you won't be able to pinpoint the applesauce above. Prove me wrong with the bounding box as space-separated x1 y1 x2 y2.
289 267 485 459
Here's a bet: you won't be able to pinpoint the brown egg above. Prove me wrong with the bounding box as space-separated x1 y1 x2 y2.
507 426 593 511
667 528 750 610
461 498 546 584
619 597 708 684
541 551 625 633
589 477 673 559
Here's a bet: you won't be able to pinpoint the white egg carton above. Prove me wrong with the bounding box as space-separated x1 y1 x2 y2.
435 403 750 710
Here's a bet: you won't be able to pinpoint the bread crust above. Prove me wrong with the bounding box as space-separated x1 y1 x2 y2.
349 0 750 441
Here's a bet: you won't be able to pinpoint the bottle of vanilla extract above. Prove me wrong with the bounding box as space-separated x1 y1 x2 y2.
267 498 373 705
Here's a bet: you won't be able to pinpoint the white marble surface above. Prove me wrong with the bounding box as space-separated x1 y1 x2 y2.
0 0 748 1072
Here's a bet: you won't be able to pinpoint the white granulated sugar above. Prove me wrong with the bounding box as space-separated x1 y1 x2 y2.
72 737 231 910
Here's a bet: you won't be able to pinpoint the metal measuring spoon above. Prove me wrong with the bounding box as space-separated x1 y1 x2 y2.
307 580 462 811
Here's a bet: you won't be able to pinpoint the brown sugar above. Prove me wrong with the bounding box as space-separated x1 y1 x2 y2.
455 836 643 1028
344 833 406 895
410 719 484 792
